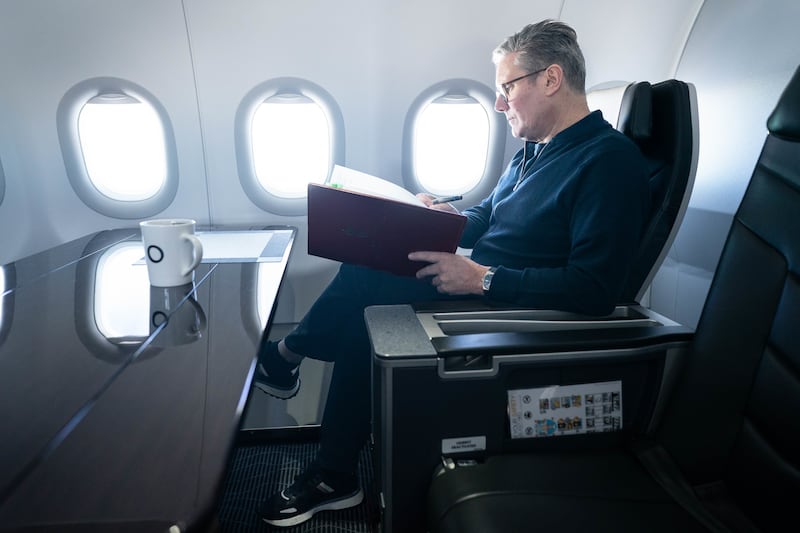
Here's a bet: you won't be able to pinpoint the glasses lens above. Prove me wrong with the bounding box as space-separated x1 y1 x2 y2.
498 68 545 104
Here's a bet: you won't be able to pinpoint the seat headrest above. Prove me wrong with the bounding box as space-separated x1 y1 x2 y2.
617 81 653 141
767 65 800 141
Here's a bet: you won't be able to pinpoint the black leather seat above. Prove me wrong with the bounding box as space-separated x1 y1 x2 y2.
616 80 697 302
370 79 698 533
427 66 800 533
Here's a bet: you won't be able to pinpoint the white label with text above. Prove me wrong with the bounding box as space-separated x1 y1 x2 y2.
441 436 487 454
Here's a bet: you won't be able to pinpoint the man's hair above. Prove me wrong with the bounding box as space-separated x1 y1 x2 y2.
493 19 587 94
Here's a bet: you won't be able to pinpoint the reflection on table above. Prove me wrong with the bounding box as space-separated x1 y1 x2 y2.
0 226 295 532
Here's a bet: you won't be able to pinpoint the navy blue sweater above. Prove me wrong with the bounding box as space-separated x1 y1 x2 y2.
461 110 649 315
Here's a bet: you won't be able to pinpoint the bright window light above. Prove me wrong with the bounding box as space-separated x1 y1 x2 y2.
94 242 150 339
414 96 489 196
252 95 330 198
78 94 167 201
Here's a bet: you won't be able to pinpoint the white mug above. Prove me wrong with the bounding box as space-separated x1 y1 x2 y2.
140 219 203 287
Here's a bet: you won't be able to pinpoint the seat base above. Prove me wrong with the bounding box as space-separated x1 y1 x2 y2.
428 450 709 533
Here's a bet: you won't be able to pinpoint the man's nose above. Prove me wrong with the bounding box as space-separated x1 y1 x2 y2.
494 93 508 112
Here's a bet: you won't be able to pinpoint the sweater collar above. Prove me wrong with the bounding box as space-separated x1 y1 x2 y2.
524 110 607 154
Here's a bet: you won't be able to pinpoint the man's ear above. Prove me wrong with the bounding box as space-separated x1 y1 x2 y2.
543 64 563 95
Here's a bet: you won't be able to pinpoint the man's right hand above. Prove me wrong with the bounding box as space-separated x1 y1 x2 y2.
416 193 460 213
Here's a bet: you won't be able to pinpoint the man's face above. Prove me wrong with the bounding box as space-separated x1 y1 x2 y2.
494 52 549 141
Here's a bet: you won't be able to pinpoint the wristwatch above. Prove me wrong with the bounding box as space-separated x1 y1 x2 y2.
482 266 497 293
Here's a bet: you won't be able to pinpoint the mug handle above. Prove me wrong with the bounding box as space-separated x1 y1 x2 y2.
181 234 204 276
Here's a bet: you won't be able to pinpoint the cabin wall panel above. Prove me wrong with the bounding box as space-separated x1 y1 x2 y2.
183 0 383 321
0 0 209 264
1 0 798 330
650 0 800 327
184 0 377 227
184 0 566 322
367 0 564 180
563 0 703 87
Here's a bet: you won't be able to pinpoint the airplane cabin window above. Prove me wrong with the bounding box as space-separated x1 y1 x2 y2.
236 78 345 216
252 95 329 198
403 79 506 203
78 94 167 201
586 82 630 128
414 95 489 195
57 78 179 218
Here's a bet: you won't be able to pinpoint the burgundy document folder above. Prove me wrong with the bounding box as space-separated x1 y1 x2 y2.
307 183 467 276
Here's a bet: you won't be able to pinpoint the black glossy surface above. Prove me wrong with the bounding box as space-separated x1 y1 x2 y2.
0 227 294 531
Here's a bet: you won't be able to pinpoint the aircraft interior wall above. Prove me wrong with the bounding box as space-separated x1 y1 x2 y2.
652 0 800 327
0 0 798 327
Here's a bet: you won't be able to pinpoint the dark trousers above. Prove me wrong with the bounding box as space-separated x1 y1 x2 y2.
283 263 461 473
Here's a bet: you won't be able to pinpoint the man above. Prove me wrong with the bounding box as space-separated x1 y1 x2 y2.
257 19 649 527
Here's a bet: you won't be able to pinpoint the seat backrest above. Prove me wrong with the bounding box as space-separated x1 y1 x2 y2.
616 80 698 303
655 66 800 532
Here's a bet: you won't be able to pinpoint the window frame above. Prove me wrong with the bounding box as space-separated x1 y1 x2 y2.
402 79 506 204
235 77 345 216
57 77 178 219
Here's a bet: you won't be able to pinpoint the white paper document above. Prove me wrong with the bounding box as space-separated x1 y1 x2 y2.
137 230 290 265
195 231 276 262
507 381 623 439
327 165 424 206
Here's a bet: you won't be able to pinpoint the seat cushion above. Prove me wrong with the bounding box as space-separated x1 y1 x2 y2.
428 450 708 533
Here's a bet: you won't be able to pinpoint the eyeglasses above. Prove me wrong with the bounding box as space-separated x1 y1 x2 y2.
496 68 547 104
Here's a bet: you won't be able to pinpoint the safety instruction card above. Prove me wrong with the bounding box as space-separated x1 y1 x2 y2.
507 381 622 439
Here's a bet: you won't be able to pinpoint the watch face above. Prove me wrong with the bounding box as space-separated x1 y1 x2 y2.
482 269 494 291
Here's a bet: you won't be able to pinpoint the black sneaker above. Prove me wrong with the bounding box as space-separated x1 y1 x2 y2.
252 341 300 399
260 463 364 527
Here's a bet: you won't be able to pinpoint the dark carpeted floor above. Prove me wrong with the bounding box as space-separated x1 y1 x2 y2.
216 442 380 533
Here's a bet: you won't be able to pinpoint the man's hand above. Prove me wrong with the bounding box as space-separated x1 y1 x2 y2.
416 193 460 213
408 251 489 295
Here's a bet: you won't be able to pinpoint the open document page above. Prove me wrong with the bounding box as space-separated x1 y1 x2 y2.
327 165 425 206
309 166 467 276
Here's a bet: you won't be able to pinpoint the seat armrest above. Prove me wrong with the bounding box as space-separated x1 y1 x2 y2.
430 325 693 358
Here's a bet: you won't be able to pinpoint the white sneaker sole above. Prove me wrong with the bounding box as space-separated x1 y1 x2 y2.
253 364 300 399
262 488 364 527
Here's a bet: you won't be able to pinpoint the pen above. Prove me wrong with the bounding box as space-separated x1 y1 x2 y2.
431 195 463 205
